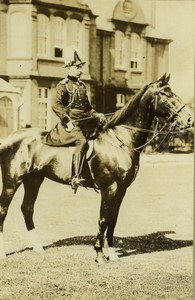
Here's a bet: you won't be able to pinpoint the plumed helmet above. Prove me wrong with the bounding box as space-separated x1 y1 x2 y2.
64 47 85 68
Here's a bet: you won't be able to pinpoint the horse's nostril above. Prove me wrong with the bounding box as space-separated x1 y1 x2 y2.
188 117 194 127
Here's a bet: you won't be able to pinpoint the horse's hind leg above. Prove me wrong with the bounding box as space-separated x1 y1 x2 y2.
0 180 21 258
21 173 44 253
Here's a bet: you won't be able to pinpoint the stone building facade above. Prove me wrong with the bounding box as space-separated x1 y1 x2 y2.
0 0 172 137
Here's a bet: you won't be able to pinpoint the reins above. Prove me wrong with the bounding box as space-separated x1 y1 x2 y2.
100 120 171 153
71 112 114 123
72 83 187 152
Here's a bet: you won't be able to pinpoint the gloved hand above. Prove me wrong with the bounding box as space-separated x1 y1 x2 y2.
95 113 106 124
61 116 74 132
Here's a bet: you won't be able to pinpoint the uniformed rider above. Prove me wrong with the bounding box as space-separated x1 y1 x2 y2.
52 50 105 190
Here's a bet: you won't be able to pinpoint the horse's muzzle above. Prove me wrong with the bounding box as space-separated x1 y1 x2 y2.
174 116 194 132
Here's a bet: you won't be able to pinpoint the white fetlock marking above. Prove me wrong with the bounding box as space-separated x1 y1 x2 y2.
95 253 108 264
0 232 6 259
28 229 44 253
108 247 119 261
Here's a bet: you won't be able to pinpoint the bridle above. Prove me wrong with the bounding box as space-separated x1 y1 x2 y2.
73 84 188 152
101 85 188 152
154 85 186 125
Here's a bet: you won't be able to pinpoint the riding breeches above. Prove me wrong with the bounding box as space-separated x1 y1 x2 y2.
73 125 88 154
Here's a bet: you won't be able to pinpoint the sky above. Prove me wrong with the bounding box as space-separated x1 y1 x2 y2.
87 0 194 103
155 0 194 103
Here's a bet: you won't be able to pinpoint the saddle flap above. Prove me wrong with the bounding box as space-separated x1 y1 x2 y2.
68 140 94 160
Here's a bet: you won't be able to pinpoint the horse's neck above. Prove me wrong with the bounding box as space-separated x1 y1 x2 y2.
126 99 154 127
116 103 154 149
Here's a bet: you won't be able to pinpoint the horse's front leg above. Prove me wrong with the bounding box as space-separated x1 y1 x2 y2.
94 221 108 264
105 187 127 261
94 186 114 264
94 184 119 264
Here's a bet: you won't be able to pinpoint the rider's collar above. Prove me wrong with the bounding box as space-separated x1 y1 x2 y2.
67 75 80 82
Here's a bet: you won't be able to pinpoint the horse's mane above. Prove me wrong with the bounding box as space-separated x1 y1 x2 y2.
104 84 148 129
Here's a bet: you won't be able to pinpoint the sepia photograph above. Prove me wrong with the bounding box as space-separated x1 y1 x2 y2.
0 0 194 299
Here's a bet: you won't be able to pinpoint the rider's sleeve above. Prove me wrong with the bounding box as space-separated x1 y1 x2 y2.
89 108 99 116
52 83 69 120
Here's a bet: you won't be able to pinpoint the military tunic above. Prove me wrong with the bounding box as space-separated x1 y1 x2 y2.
45 76 98 147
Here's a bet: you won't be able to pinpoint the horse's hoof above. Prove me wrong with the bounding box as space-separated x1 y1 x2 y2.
95 255 108 264
107 247 120 261
33 246 45 253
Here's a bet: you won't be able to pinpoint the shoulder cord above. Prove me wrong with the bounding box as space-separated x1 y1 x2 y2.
65 82 78 107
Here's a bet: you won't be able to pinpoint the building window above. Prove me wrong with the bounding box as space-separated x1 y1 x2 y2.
37 14 50 57
116 93 125 109
115 30 126 69
38 88 51 130
9 12 27 57
54 17 66 58
130 33 141 70
0 97 13 138
68 19 82 54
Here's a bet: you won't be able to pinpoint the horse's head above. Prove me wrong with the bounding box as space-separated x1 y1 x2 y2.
149 74 193 132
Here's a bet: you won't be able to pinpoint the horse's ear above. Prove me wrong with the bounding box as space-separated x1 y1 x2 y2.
158 73 170 86
158 73 166 85
165 73 171 83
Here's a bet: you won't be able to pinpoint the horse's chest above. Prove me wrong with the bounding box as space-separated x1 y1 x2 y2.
124 163 139 185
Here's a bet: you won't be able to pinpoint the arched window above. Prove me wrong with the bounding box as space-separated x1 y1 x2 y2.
115 30 126 69
68 19 82 54
37 14 50 57
9 12 27 57
0 97 13 138
130 33 141 70
54 17 66 58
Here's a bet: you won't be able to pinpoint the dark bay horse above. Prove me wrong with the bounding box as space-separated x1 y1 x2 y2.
0 74 193 262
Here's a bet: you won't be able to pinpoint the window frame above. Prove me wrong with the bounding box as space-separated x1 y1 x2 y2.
9 12 28 58
115 30 127 70
37 14 50 58
53 16 66 59
116 93 126 109
38 87 51 130
67 18 83 57
130 32 141 71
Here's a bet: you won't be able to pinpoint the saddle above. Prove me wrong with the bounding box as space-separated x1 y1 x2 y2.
43 117 101 147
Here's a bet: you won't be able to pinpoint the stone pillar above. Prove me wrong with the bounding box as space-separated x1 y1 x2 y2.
82 15 91 78
31 5 38 74
0 3 8 75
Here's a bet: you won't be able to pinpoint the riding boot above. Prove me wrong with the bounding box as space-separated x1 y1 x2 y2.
71 152 85 192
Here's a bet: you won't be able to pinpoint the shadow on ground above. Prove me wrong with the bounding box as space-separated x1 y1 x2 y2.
8 231 193 257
